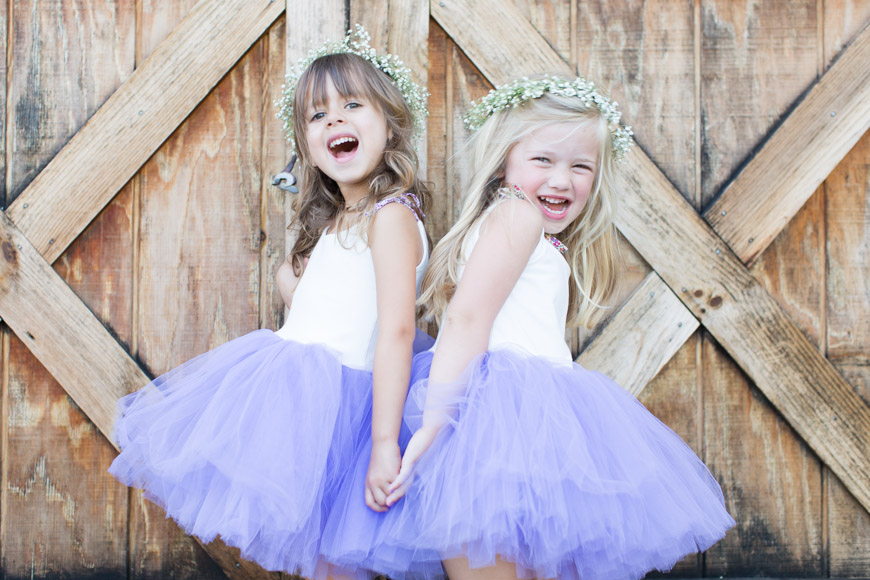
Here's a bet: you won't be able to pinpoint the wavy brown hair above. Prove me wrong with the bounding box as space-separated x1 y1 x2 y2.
287 53 429 273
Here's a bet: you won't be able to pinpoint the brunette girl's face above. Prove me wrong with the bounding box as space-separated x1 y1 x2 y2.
304 74 389 202
503 121 599 234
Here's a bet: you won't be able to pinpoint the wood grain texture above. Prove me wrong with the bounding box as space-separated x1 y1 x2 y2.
698 0 818 209
2 187 135 577
825 131 870 575
577 0 697 204
820 8 870 572
711 188 827 573
5 0 136 205
260 19 290 333
577 273 698 396
0 211 144 442
0 0 7 205
615 145 870 514
3 337 128 578
426 21 451 243
432 0 571 81
513 0 572 62
5 0 283 264
702 337 823 576
387 0 429 175
704 19 870 264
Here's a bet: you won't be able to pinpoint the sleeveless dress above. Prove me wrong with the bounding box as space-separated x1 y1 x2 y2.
108 195 430 577
323 200 735 580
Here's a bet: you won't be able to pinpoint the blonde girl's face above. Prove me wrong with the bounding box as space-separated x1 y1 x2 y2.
503 121 599 235
304 75 389 202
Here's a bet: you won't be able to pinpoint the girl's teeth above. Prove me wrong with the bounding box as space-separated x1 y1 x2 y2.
540 197 568 215
330 137 357 149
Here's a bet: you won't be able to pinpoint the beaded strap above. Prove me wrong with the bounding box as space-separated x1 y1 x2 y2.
496 184 526 201
366 193 424 222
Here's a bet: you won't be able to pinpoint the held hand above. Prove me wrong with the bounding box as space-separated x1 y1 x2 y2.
365 440 401 513
385 425 440 506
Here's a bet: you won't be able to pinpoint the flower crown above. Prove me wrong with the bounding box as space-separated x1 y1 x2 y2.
463 75 633 161
276 25 428 152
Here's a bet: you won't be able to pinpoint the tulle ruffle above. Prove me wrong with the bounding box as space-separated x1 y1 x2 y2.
109 329 373 576
323 348 735 580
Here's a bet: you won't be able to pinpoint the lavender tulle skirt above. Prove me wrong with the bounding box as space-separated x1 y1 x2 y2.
109 329 380 576
322 349 735 580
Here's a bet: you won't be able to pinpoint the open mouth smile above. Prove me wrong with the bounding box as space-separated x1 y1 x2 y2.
539 196 569 217
328 135 359 160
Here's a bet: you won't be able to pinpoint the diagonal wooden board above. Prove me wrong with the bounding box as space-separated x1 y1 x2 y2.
5 0 284 265
431 0 870 513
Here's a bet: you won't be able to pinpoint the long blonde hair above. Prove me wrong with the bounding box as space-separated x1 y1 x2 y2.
420 91 620 328
288 53 429 273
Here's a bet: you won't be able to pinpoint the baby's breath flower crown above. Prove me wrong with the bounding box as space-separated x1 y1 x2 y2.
463 75 633 161
276 25 428 152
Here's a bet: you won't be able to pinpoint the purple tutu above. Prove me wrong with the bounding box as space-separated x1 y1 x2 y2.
109 329 374 576
323 349 735 580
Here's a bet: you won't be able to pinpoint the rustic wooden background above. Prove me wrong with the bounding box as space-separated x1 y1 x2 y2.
0 0 868 578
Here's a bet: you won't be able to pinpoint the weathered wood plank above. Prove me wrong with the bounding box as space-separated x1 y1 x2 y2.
572 10 699 552
386 0 429 175
426 21 451 243
578 274 699 396
699 3 825 572
702 338 824 575
0 212 142 444
578 0 697 204
698 0 818 209
0 0 7 205
704 19 870 264
3 337 128 578
513 0 572 63
5 0 136 205
432 0 571 80
2 185 134 577
820 5 870 571
5 0 283 265
825 131 870 575
704 193 827 573
614 145 870 514
260 19 290 332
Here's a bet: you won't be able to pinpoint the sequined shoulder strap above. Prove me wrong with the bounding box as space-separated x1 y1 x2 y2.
366 193 424 222
496 184 527 201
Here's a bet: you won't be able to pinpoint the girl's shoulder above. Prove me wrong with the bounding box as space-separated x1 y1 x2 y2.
481 187 543 237
367 192 424 222
464 189 542 260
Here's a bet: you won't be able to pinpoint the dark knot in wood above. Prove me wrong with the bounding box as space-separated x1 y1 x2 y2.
2 240 17 265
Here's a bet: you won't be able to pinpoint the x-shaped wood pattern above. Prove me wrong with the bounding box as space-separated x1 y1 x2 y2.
0 0 868 578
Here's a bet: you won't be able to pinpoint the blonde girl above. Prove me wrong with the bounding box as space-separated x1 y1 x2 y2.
327 76 734 580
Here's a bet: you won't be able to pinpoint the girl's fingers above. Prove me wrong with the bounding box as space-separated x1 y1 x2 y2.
365 486 387 513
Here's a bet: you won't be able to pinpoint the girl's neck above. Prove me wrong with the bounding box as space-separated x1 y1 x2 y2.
339 185 368 209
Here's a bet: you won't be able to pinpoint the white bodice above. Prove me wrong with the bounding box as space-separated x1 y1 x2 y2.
276 219 428 370
455 215 573 365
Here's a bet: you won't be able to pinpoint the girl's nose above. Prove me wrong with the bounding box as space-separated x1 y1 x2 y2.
548 167 571 190
326 109 345 126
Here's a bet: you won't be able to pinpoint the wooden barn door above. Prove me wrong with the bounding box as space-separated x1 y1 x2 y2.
0 0 868 578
